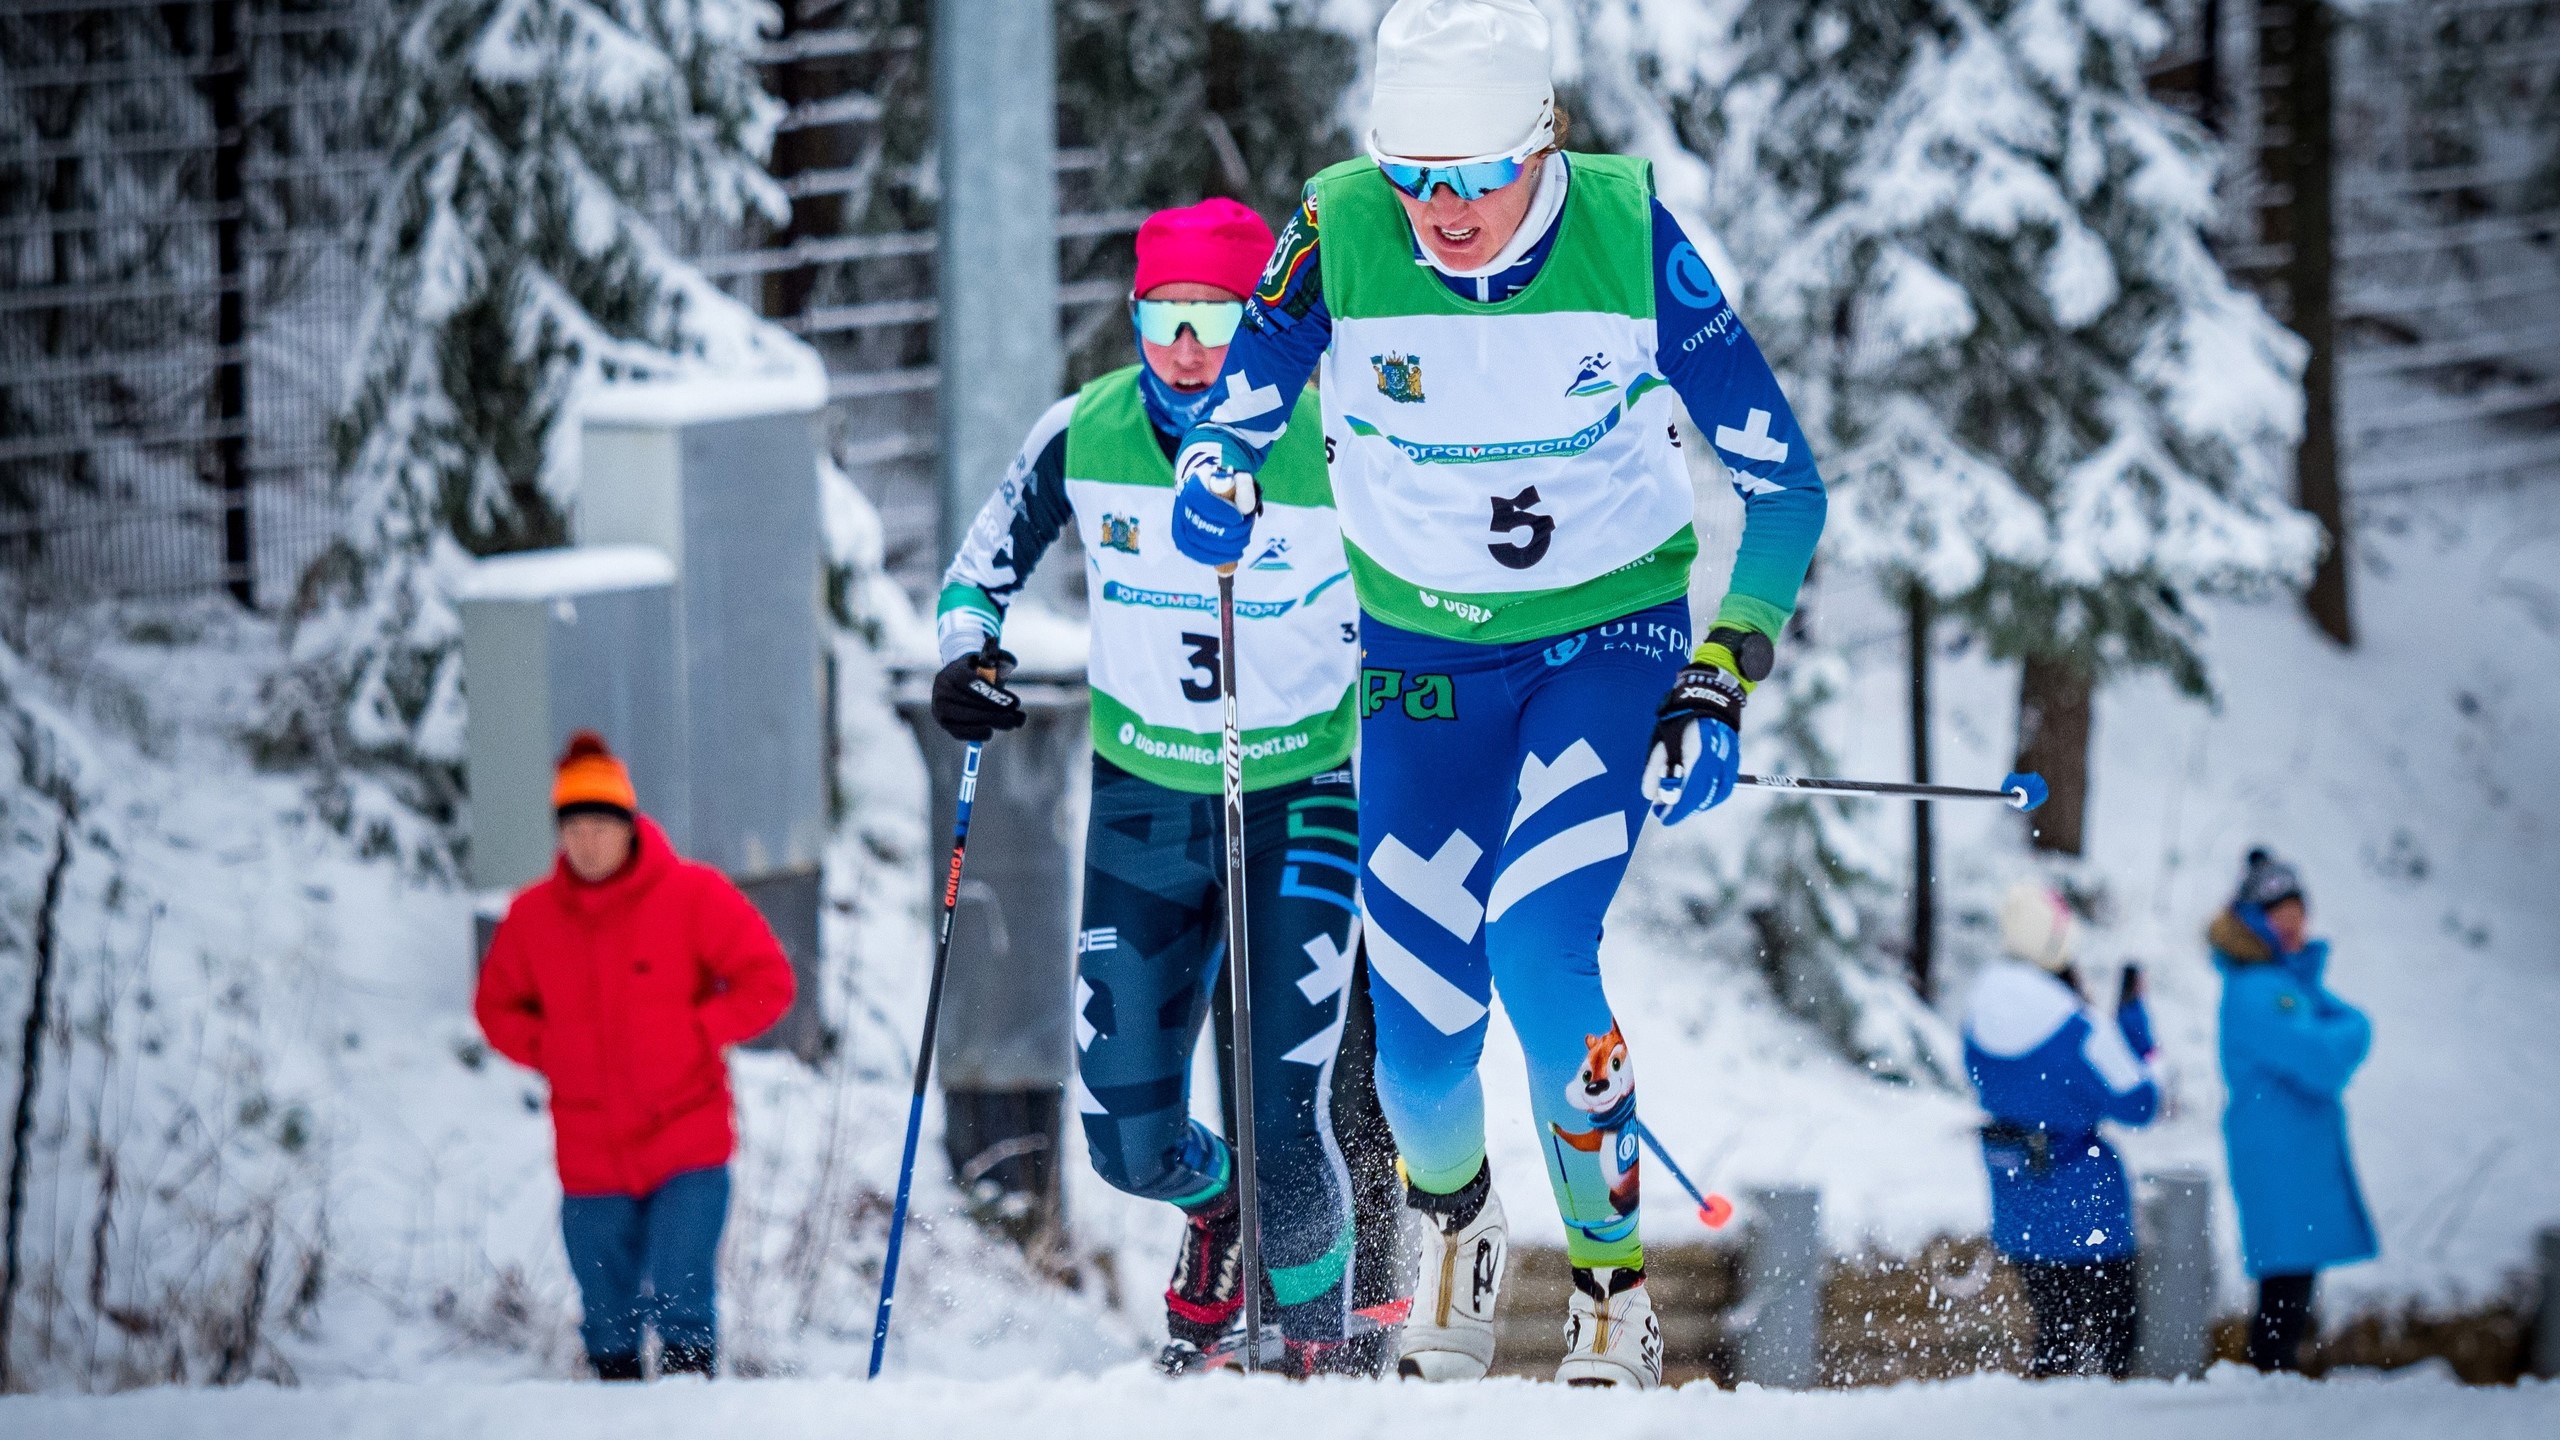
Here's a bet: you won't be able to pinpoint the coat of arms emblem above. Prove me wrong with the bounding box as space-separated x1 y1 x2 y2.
1098 513 1141 554
1371 352 1425 404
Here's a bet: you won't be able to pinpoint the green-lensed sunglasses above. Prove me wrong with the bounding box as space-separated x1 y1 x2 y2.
1133 298 1244 348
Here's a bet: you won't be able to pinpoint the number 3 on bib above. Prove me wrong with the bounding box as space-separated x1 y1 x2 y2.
1488 486 1555 570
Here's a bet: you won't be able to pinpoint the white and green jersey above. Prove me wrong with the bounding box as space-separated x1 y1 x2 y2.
1310 153 1696 643
938 366 1356 793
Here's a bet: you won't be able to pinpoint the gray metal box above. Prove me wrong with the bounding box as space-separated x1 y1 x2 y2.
576 384 827 882
458 546 682 893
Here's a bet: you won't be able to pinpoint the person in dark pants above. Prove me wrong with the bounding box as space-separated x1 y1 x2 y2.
2211 849 2375 1372
1963 881 2160 1379
475 732 796 1379
929 200 1387 1375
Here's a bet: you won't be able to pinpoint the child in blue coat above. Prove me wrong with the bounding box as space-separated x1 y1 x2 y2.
1964 882 2160 1378
2212 849 2375 1371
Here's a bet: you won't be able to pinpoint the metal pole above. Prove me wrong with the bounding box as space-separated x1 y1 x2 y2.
868 739 985 1379
1737 1187 1821 1389
2534 1225 2560 1379
1215 570 1264 1371
934 0 1059 567
1906 582 1934 999
2134 1168 2214 1380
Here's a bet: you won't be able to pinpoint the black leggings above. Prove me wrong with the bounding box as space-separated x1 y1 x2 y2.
2248 1272 2318 1372
2014 1257 2139 1378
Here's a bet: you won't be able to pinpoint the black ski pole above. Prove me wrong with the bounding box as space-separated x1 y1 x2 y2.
1736 770 2048 810
1213 487 1265 1373
867 641 1002 1379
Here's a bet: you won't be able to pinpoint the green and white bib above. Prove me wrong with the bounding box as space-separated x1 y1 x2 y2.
1312 152 1697 644
1067 366 1356 793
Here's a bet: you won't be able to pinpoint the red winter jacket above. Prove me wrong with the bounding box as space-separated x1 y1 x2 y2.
474 815 795 1197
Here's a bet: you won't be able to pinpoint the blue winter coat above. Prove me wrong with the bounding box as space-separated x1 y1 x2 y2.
2213 908 2377 1278
1963 960 2159 1264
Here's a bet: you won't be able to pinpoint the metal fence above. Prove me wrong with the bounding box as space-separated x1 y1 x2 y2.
0 0 1151 609
0 0 370 608
2219 0 2560 501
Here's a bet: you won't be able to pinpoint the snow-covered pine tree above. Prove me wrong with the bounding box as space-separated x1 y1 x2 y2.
1709 0 2320 854
260 0 809 860
1534 6 1930 1067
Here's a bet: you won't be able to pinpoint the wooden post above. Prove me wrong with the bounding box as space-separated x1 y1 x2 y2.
2015 655 2092 856
2268 0 2352 646
762 0 858 325
209 0 252 607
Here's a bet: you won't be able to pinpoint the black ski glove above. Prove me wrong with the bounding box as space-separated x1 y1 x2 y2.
930 638 1025 741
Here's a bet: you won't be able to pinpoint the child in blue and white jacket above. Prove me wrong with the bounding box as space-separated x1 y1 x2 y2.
1963 881 2159 1378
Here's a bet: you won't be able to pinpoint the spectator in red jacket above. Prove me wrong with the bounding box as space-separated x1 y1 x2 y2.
474 731 795 1380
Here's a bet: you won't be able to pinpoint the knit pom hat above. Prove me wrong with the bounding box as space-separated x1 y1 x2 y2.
1998 880 2076 973
1133 198 1275 300
1368 0 1556 161
553 730 636 821
2235 847 2304 911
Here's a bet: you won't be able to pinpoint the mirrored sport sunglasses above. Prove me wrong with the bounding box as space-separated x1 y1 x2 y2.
1132 298 1245 348
1371 149 1532 203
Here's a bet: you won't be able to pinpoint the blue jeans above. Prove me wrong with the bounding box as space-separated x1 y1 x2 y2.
1357 600 1689 1268
559 1164 730 1363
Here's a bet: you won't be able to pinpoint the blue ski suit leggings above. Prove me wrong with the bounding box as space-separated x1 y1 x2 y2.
1357 599 1691 1269
1073 756 1360 1341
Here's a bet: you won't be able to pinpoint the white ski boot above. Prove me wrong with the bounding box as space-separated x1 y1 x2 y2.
1555 1265 1662 1389
1397 1167 1506 1381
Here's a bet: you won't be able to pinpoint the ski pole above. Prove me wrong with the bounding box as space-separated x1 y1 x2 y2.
1737 770 2048 811
868 651 1000 1379
1212 481 1266 1373
1632 1119 1734 1230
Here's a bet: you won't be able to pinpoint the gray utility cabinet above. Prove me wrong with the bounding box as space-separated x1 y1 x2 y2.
459 546 682 896
576 384 827 882
574 379 829 1060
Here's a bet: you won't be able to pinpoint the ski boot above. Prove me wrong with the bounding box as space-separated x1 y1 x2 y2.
1555 1265 1661 1389
1396 1163 1506 1381
1156 1191 1244 1376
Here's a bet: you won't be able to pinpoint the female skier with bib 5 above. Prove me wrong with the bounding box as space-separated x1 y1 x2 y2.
1170 0 1827 1389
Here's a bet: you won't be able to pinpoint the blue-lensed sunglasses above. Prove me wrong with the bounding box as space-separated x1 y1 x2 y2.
1132 298 1244 347
1371 146 1535 202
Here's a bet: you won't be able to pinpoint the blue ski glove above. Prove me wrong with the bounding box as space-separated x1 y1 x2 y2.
1643 635 1761 824
1172 439 1257 568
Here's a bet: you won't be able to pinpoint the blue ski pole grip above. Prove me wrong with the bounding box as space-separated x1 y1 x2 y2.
2003 771 2049 812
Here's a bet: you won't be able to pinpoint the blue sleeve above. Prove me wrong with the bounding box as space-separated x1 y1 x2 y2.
935 398 1076 663
2116 996 2157 1060
1181 185 1331 471
2224 969 2372 1100
1651 199 1826 644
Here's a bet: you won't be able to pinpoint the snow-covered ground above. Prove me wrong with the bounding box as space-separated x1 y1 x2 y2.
8 1366 2557 1439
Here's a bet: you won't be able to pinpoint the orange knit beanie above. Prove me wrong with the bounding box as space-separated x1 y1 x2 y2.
553 730 637 819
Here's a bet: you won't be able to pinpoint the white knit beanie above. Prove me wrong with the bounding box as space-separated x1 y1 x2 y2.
1998 881 2075 973
1368 0 1556 162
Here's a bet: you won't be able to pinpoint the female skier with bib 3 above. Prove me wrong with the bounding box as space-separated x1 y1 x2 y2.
933 199 1399 1377
1170 0 1827 1389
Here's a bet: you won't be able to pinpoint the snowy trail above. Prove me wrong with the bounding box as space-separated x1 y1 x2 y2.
8 1369 2553 1439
